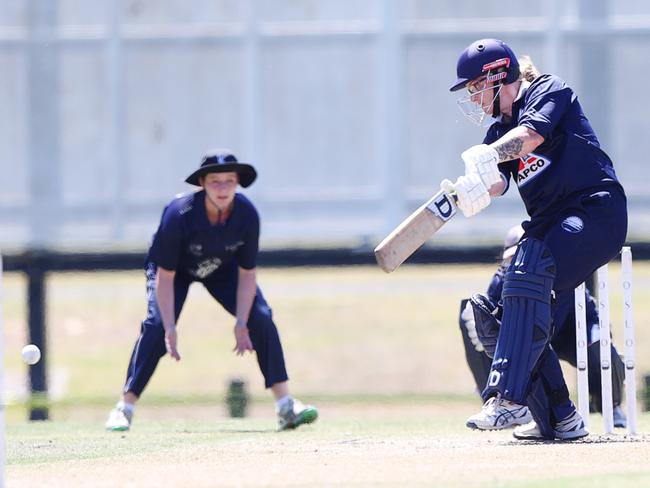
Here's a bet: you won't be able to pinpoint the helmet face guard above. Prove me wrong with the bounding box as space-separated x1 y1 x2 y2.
456 82 504 126
456 57 510 126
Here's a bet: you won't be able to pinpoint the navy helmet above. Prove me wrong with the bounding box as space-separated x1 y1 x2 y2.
449 39 520 92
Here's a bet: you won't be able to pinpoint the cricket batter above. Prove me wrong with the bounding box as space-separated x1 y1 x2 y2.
445 39 627 440
459 226 627 429
106 150 318 431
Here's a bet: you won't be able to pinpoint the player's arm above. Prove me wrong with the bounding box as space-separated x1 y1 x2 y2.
461 126 543 196
489 125 544 162
236 267 256 327
156 267 181 361
233 266 256 355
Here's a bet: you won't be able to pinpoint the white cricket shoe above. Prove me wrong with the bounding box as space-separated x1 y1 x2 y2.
105 405 133 432
277 398 318 431
466 395 533 430
513 410 588 441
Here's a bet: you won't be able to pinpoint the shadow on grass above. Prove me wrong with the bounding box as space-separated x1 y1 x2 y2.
215 428 276 434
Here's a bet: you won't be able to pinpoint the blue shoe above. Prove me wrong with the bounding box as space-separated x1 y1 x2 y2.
613 406 627 429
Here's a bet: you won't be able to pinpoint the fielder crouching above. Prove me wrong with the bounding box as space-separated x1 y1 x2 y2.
106 150 318 432
446 39 627 440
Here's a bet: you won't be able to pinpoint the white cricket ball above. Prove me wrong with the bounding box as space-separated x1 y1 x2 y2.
21 344 41 365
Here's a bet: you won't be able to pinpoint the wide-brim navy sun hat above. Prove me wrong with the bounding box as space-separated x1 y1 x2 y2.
185 149 257 188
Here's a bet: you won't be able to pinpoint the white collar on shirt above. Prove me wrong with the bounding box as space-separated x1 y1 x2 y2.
514 80 531 102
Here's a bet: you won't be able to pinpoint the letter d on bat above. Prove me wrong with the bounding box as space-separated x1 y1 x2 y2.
427 192 456 221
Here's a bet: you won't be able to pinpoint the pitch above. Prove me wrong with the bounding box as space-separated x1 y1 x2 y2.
6 401 650 487
3 264 650 486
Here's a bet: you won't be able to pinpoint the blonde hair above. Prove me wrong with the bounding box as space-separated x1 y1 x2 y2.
518 55 540 82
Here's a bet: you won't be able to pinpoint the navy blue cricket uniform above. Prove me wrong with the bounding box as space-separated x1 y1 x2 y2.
485 74 627 291
122 191 289 396
481 74 628 433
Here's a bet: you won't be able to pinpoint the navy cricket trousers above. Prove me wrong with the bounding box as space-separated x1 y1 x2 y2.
521 185 627 432
529 185 627 293
122 264 289 397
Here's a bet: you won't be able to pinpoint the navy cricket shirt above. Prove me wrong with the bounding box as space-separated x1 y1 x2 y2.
484 74 622 218
146 191 259 280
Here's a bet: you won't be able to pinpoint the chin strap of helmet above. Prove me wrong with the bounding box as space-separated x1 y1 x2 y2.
483 58 511 119
492 88 502 118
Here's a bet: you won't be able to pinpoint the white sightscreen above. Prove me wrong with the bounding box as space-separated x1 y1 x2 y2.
0 0 648 251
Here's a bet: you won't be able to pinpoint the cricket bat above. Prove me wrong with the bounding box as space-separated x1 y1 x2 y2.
374 188 458 273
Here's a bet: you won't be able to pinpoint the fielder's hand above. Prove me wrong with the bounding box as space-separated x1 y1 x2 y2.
461 300 484 352
440 173 490 217
165 325 181 361
233 325 254 356
462 144 501 189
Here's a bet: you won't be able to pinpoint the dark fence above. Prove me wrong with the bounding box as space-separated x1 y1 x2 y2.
4 243 650 420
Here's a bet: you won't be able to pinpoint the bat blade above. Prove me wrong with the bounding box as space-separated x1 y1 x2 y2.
374 189 457 273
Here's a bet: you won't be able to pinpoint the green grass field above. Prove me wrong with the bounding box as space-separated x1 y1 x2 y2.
3 263 650 486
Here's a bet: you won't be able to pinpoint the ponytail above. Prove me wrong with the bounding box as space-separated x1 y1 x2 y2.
518 55 540 82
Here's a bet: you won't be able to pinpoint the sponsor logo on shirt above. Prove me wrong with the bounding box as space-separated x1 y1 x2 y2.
178 201 193 215
225 240 245 252
192 257 222 279
561 216 584 234
517 153 551 186
188 243 203 256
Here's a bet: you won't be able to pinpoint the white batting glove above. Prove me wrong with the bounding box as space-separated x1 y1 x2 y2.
440 173 490 218
461 301 484 352
462 144 501 189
